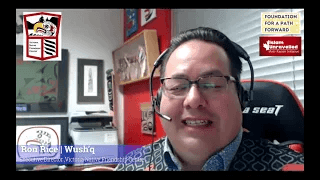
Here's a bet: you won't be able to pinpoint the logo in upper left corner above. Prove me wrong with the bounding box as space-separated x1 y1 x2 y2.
23 12 62 61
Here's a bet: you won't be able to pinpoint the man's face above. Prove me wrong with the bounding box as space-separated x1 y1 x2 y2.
160 40 242 155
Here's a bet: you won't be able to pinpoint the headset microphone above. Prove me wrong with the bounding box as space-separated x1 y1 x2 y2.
154 108 172 121
150 49 172 121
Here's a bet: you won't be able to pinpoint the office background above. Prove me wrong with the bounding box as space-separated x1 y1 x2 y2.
16 9 304 146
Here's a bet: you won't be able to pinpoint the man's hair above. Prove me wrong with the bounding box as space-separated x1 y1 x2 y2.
160 27 242 82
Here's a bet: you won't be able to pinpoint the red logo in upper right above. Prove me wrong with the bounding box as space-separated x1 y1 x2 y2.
260 36 301 56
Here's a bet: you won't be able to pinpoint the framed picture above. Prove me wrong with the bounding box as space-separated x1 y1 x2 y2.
77 59 104 104
112 29 160 85
141 9 157 26
140 102 155 135
16 45 69 114
125 9 138 38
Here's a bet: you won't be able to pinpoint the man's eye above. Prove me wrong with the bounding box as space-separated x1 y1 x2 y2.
169 84 188 91
200 83 216 89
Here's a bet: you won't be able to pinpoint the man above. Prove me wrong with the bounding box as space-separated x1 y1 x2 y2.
115 27 304 171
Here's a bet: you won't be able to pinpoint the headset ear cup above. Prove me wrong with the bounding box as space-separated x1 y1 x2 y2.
238 84 245 111
237 82 243 110
239 84 249 111
242 90 249 110
156 88 162 110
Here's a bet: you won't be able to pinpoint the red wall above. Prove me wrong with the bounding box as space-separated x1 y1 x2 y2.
123 9 171 145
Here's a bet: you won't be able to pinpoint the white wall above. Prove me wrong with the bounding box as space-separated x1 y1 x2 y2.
16 9 123 116
173 9 257 40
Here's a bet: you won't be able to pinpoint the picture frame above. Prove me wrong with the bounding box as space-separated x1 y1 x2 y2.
16 45 69 114
125 9 138 38
77 59 104 104
140 102 156 135
112 29 160 85
141 9 157 26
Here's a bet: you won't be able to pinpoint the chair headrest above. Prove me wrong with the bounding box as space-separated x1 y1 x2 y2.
241 79 304 144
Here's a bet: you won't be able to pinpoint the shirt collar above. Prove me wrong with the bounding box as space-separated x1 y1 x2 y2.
163 127 243 171
164 136 182 170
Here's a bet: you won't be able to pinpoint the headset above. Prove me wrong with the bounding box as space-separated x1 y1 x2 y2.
150 41 254 121
147 41 254 170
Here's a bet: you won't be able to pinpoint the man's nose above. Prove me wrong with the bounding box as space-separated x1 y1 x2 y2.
183 84 207 109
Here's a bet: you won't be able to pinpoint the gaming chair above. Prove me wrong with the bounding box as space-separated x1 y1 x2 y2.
241 79 304 153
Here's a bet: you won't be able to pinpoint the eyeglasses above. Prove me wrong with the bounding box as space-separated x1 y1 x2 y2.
160 75 236 99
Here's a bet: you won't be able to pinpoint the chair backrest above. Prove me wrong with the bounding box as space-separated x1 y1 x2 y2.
241 79 304 144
